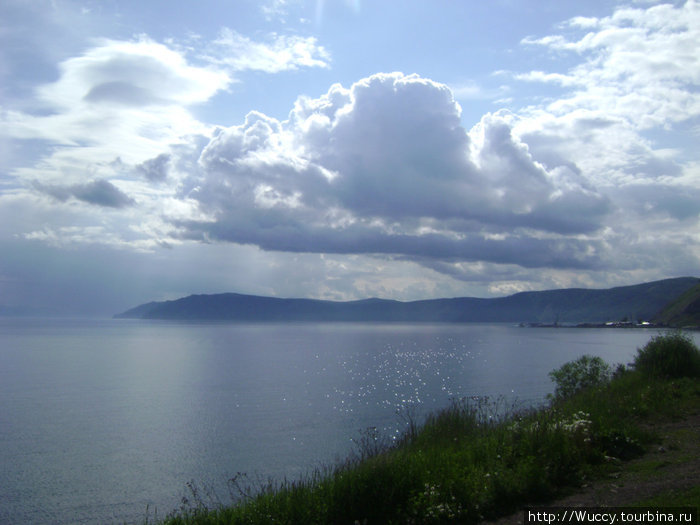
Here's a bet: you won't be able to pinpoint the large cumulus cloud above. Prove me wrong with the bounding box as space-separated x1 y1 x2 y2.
170 73 610 270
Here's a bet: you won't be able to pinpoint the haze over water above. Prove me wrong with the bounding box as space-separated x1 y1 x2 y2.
1 319 693 524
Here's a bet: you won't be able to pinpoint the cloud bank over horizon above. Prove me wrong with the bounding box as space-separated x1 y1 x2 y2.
0 0 698 314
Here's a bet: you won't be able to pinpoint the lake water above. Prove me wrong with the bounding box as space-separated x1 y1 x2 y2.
0 319 692 524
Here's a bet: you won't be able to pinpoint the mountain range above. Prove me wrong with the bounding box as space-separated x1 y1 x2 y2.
115 277 700 325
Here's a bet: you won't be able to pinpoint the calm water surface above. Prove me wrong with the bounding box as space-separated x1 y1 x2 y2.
0 319 691 524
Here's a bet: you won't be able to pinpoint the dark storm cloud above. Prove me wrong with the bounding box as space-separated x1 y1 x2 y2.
162 73 612 271
34 179 134 208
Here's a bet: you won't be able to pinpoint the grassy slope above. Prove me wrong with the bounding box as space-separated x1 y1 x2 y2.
156 343 699 525
653 283 700 327
485 410 700 525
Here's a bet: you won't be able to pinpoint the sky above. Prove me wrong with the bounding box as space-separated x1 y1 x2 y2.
1 0 699 316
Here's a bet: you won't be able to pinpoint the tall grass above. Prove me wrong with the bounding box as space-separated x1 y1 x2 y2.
156 332 700 525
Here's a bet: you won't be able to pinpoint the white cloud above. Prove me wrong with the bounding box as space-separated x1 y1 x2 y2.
500 0 700 291
1 27 330 181
140 0 700 288
0 23 334 206
261 0 292 21
448 80 510 102
1 37 228 185
203 28 330 73
512 0 700 201
514 71 576 86
161 73 611 272
520 0 700 129
39 37 229 109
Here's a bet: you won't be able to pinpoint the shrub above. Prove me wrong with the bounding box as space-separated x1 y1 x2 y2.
549 355 611 399
634 331 700 378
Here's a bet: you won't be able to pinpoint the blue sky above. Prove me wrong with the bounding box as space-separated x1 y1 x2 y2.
1 0 698 316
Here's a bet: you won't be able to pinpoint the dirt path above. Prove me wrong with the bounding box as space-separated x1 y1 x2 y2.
483 411 700 525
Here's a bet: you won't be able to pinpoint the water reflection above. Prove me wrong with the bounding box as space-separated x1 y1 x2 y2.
0 319 689 524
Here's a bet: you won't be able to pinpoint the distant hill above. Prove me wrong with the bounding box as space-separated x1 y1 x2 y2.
653 282 700 327
114 277 700 324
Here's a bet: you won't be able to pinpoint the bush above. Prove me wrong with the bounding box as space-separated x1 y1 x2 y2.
634 331 700 378
549 355 612 399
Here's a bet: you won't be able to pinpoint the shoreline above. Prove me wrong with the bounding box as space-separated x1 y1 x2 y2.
156 332 700 524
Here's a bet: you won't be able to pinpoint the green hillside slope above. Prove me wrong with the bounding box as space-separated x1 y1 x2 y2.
653 283 700 327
